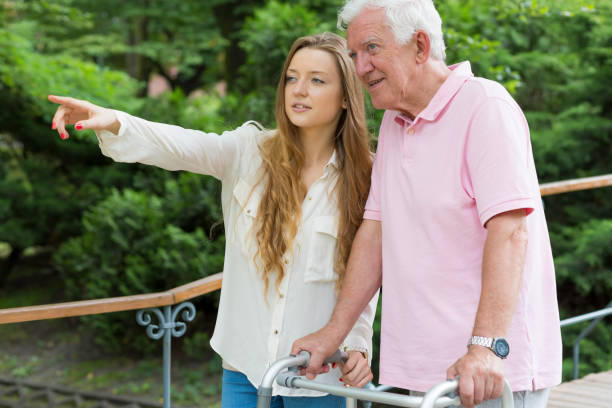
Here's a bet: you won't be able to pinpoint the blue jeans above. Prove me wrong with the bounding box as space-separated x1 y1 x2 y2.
222 369 346 408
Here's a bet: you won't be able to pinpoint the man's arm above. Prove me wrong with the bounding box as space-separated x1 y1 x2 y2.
447 209 528 408
291 219 382 378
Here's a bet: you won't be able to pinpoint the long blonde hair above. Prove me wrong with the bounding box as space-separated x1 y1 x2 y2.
255 32 372 294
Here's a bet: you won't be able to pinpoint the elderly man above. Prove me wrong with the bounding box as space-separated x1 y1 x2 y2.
291 1 562 407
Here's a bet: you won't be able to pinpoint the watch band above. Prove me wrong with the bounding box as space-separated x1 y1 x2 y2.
468 335 494 349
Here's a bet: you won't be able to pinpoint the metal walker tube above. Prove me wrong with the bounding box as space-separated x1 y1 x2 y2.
256 350 348 408
257 351 515 408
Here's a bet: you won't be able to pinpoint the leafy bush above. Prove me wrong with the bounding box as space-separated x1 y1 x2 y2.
53 188 224 354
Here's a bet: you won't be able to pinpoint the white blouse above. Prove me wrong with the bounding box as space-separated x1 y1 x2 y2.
96 111 379 396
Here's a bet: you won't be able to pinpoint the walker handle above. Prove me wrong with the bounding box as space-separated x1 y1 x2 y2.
255 349 347 408
322 349 349 364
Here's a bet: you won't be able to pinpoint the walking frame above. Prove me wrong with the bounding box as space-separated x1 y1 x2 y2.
256 351 514 408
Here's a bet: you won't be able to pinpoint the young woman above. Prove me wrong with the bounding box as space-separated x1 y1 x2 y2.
49 32 378 408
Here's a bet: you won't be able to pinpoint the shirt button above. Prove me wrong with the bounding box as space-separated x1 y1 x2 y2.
408 129 415 135
274 330 279 335
246 209 251 214
308 196 312 200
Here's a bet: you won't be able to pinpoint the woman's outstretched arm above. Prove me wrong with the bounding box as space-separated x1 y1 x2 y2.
48 94 259 181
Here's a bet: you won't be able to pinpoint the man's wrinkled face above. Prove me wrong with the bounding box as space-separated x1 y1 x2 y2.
347 8 418 111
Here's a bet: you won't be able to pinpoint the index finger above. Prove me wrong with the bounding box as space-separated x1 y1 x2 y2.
459 374 475 407
48 95 89 109
306 351 326 373
339 352 359 374
290 340 304 356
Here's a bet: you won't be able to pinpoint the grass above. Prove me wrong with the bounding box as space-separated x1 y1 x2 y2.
0 253 223 407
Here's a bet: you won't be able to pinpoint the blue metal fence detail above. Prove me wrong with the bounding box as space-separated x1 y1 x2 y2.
136 302 196 408
560 301 612 380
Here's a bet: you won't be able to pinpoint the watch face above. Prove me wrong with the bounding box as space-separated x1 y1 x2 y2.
493 339 510 358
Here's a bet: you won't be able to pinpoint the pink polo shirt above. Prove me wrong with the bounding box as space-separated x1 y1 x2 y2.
365 62 562 392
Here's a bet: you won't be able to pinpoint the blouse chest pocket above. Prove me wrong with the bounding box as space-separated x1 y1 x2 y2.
231 178 261 257
305 215 339 283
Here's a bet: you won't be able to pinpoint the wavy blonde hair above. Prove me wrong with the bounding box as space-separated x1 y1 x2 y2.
254 32 372 295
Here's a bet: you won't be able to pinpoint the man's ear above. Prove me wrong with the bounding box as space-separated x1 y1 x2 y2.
414 30 431 63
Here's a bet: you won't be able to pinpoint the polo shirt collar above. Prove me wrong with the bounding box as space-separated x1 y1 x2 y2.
420 61 473 121
395 61 474 127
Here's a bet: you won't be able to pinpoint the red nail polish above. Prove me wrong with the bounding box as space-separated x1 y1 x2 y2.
339 378 343 382
51 122 56 129
61 133 67 140
75 123 83 130
332 363 336 369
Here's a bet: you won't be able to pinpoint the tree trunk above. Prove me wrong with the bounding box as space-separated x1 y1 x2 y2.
213 1 265 92
126 0 149 94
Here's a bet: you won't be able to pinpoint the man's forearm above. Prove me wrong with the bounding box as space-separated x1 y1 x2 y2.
328 219 383 344
473 210 528 337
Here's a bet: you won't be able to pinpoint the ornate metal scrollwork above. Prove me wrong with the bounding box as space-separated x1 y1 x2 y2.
136 302 196 340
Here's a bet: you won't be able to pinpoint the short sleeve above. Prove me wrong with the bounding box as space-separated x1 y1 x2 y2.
363 152 382 221
465 98 536 226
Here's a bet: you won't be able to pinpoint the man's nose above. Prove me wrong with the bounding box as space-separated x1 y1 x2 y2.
355 55 373 78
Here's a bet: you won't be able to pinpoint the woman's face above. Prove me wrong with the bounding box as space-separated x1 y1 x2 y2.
284 47 346 138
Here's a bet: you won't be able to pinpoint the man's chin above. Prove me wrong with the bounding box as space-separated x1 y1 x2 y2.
370 97 389 111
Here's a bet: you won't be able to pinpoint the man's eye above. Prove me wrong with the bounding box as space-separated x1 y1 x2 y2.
349 52 357 59
367 43 377 51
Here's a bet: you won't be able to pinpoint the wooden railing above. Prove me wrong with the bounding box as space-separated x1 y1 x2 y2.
0 173 610 326
539 174 612 197
0 272 223 324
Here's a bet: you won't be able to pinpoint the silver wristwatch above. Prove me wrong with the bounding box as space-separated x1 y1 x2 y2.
468 336 510 359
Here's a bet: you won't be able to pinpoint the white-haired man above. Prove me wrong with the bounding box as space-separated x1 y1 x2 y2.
292 1 562 407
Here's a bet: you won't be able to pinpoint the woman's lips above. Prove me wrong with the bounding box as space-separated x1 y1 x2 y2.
291 103 312 112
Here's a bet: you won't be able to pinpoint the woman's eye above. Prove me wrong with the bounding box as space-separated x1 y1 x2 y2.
312 78 324 84
349 52 357 59
285 76 296 83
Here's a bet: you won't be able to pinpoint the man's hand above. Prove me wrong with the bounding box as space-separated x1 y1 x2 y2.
446 346 505 408
291 326 343 380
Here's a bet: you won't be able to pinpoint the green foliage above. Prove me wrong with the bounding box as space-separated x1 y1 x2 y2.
137 89 228 134
53 188 224 354
0 24 143 284
555 219 612 306
183 332 213 361
2 0 226 93
0 28 142 126
240 1 332 90
230 0 337 126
